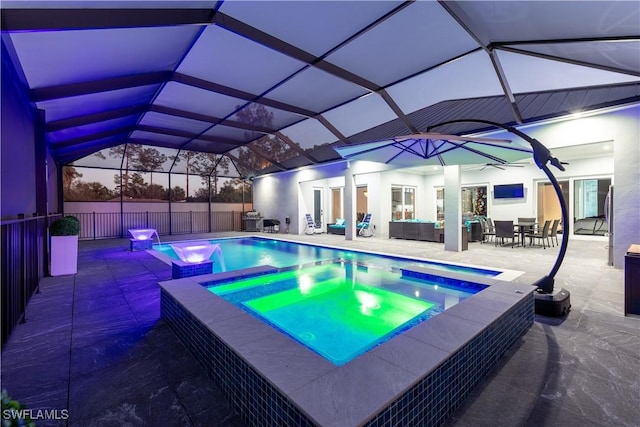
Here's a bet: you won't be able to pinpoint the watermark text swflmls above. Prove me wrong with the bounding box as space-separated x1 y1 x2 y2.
2 408 69 420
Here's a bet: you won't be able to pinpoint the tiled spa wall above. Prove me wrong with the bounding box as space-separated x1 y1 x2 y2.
161 288 533 427
363 293 534 426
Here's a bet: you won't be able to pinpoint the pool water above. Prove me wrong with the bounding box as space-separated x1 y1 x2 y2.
153 236 499 277
206 261 487 365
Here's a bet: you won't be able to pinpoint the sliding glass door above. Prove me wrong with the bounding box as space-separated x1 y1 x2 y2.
573 178 611 236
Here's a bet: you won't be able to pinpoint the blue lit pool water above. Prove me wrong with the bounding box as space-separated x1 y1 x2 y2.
205 261 487 365
153 236 499 277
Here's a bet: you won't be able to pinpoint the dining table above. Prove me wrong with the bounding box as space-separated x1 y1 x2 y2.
514 222 537 247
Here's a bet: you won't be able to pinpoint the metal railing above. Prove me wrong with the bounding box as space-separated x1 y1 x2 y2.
68 210 243 240
1 215 59 346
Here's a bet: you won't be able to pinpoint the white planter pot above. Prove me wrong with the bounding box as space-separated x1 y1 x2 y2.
50 235 78 276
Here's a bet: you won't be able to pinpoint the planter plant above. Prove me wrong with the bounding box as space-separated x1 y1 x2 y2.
49 216 80 276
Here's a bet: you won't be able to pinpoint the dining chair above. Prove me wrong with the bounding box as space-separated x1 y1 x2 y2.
550 219 561 247
479 218 495 244
494 220 518 247
527 220 552 249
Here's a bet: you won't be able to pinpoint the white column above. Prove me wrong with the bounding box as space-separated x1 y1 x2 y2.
344 163 356 240
444 165 462 251
613 107 640 268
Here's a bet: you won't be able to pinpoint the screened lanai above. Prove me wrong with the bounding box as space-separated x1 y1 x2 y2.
2 2 640 426
2 0 639 189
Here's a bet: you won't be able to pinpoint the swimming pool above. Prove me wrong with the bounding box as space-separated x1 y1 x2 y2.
152 236 506 278
205 261 487 365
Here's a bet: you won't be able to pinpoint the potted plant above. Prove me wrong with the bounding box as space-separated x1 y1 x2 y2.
1 389 36 427
49 215 80 276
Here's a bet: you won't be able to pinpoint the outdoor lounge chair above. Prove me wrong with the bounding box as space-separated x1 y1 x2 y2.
357 213 373 237
304 214 321 235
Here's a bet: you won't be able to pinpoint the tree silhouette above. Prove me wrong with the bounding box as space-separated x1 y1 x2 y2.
136 146 167 186
62 165 82 194
169 186 186 202
66 181 114 201
234 104 298 177
96 144 170 199
171 151 231 200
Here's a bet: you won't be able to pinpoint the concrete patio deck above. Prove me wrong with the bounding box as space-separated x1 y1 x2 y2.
1 232 638 426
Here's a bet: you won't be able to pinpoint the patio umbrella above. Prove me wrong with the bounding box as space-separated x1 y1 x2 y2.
333 133 533 168
336 121 571 314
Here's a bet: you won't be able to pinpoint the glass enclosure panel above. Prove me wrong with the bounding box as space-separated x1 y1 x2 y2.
211 177 250 203
202 124 254 142
266 66 366 112
129 130 188 146
499 50 637 94
153 82 246 120
322 93 397 138
120 171 169 201
63 166 117 201
48 115 139 144
227 147 270 179
573 178 611 236
220 0 399 57
461 185 487 218
11 25 198 88
234 101 304 130
36 84 159 122
325 1 475 86
387 51 503 115
171 150 220 175
186 174 206 202
139 111 212 135
279 118 338 151
176 25 305 95
331 188 343 223
169 174 187 202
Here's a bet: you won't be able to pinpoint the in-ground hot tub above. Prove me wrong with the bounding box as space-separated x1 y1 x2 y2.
160 256 533 427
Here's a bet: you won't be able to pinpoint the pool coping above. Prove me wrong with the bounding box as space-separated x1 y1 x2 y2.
159 264 534 426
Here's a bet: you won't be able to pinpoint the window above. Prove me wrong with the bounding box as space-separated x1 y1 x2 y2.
436 185 486 221
462 185 487 217
391 186 415 220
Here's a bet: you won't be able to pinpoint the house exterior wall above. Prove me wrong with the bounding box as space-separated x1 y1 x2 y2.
1 49 38 219
253 105 637 268
490 104 638 268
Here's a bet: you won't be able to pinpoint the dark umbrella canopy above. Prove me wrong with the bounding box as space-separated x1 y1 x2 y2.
334 133 532 167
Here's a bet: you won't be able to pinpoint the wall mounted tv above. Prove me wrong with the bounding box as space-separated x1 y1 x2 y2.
494 183 525 199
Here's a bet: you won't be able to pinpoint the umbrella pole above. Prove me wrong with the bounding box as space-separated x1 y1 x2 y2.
428 119 571 316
